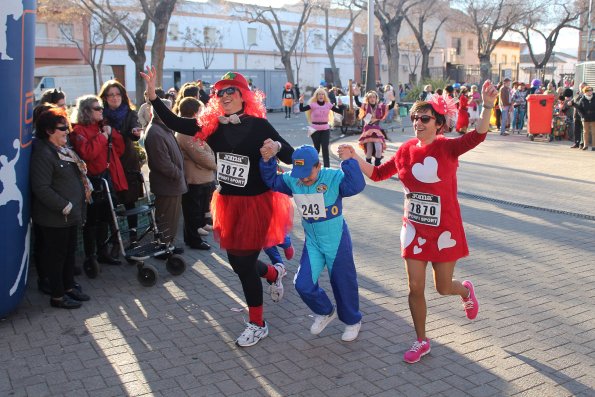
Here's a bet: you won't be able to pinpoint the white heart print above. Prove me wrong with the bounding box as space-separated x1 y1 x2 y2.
417 237 426 246
413 246 422 255
412 156 441 183
437 231 456 251
400 219 416 249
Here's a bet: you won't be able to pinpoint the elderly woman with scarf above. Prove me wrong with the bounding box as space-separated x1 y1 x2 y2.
70 95 127 274
99 80 143 250
141 67 293 348
31 107 92 308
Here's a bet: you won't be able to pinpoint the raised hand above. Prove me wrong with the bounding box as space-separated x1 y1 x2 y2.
481 80 498 108
139 65 157 101
299 94 305 104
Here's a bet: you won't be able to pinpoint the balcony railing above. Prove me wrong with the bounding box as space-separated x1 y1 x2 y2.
35 37 80 48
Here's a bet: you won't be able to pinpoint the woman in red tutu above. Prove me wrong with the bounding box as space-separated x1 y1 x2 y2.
141 67 294 347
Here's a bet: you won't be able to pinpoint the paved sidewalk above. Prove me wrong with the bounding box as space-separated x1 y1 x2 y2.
1 122 594 396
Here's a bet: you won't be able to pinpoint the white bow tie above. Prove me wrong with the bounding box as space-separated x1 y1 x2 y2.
218 114 242 124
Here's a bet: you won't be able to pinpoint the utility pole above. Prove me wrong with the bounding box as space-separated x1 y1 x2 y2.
587 0 593 61
365 0 376 92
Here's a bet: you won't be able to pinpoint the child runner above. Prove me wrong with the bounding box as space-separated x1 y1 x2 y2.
259 145 366 341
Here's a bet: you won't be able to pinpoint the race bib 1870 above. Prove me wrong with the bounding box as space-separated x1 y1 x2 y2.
217 152 249 187
405 192 441 226
293 193 326 219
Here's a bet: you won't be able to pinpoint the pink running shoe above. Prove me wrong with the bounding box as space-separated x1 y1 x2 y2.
462 280 479 320
403 338 431 364
284 245 294 260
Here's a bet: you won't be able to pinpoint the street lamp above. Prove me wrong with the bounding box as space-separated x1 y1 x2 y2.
365 0 375 92
244 43 258 70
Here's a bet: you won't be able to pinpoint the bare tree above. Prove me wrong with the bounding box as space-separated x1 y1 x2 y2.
355 0 422 86
240 0 314 83
511 1 586 79
456 0 530 82
139 0 178 86
79 0 150 104
183 26 223 70
399 38 422 84
317 1 362 88
292 29 312 87
38 0 118 93
404 2 448 80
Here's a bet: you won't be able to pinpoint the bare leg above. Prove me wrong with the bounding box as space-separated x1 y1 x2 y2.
405 258 428 340
431 260 469 298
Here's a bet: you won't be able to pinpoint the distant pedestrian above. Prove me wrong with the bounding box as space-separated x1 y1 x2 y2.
282 82 295 119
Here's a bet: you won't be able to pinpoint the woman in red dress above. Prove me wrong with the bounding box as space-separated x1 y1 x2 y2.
339 81 498 364
455 86 470 134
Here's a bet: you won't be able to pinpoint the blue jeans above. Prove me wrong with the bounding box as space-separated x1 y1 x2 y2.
500 107 510 134
514 108 526 130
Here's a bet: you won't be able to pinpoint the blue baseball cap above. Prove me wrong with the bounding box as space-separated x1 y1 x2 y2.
290 145 320 179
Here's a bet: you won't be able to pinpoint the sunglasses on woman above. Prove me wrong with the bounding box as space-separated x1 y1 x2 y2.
55 125 70 131
92 106 104 111
217 87 239 97
410 114 436 124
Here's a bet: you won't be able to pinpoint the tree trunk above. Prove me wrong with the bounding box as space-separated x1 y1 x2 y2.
479 54 491 83
151 24 168 88
421 49 430 80
134 56 147 106
91 65 98 95
329 53 342 88
281 54 294 84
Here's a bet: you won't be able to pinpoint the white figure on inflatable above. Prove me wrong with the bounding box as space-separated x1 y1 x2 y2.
0 138 23 226
0 1 24 61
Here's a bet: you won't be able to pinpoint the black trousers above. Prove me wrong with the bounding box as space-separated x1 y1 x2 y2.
574 116 583 145
181 183 212 245
310 129 330 167
83 201 112 257
38 224 77 299
227 250 268 307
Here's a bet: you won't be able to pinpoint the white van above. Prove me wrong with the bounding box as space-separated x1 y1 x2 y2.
34 65 114 106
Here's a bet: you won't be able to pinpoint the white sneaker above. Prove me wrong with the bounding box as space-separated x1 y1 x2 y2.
269 263 286 303
310 307 337 335
236 321 269 347
341 321 361 342
197 227 209 236
203 224 213 231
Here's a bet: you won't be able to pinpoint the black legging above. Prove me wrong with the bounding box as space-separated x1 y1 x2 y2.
227 250 269 307
310 129 330 167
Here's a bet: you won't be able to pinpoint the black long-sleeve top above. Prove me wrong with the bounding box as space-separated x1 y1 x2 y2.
150 97 294 196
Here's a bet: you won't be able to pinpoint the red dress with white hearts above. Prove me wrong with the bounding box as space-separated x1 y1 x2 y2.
370 130 486 262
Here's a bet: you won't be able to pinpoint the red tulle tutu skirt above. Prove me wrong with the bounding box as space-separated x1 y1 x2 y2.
211 190 293 251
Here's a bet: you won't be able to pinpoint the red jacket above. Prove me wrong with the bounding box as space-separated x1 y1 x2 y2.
71 123 128 192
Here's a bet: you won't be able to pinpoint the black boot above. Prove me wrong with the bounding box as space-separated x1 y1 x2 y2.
366 158 372 164
375 158 382 166
97 245 121 265
83 255 100 279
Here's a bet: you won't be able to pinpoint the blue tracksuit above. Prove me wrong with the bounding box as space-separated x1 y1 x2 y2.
259 158 365 325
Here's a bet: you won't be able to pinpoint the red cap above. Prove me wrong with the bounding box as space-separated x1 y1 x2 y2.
213 72 250 92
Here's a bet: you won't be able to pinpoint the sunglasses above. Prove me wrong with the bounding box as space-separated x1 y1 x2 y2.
55 125 69 131
410 114 436 124
217 87 239 97
92 106 104 111
106 93 122 98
